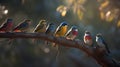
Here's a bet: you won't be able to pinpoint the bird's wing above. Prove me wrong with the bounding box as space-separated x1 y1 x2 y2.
13 22 28 30
102 38 110 53
65 29 71 37
34 24 44 32
45 25 51 34
0 22 7 29
54 25 61 35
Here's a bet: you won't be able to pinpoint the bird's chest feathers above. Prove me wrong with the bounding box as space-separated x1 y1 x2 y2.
85 36 92 40
37 25 46 32
6 22 12 28
96 38 104 46
72 30 78 35
57 26 67 36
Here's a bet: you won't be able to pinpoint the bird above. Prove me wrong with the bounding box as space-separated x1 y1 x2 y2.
33 20 47 33
65 26 78 40
8 19 31 47
96 33 110 53
32 20 47 44
53 21 68 61
13 19 31 32
0 18 13 32
54 21 68 47
45 23 56 45
84 31 93 46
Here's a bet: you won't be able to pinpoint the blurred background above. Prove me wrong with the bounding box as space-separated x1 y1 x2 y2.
0 0 120 67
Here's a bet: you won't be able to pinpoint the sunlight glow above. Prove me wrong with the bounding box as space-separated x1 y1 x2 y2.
3 9 8 14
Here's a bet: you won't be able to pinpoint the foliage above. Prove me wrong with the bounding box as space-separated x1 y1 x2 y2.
0 0 120 67
98 0 120 27
56 0 85 20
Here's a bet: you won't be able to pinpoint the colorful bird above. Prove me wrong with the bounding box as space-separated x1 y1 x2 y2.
54 21 68 61
54 21 68 46
33 20 47 33
45 23 56 45
32 20 47 44
55 21 68 37
46 23 56 35
13 19 31 32
0 18 13 32
7 19 31 47
65 26 78 40
96 33 110 53
84 31 93 46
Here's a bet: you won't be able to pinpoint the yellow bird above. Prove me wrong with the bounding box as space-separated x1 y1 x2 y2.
53 21 68 47
32 20 47 44
33 20 47 33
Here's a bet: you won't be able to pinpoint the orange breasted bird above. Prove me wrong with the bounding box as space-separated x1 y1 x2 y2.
53 21 68 46
53 21 68 61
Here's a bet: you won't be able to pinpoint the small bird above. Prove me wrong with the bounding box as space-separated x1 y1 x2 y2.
0 18 13 32
13 19 31 32
46 23 56 35
54 21 68 46
54 21 68 61
96 33 110 53
45 23 56 45
65 26 78 40
55 21 68 37
8 19 31 47
84 31 93 46
32 20 47 44
33 20 47 33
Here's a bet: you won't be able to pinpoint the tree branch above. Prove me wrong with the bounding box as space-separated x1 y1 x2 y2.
0 32 119 67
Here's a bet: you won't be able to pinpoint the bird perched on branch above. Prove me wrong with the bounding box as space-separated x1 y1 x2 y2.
45 23 56 45
84 31 93 46
32 20 47 44
65 26 78 40
33 20 47 33
53 21 68 61
54 21 68 47
0 18 13 32
96 33 110 53
8 19 31 47
13 19 31 32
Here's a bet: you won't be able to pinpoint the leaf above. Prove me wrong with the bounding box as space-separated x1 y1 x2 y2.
101 0 109 8
105 11 114 22
78 0 86 4
77 9 83 20
100 11 105 20
56 5 68 17
117 20 120 28
61 10 67 17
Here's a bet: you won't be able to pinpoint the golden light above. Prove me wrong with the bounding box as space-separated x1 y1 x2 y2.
56 5 68 17
105 11 114 22
3 9 8 14
61 10 67 17
117 20 120 28
106 11 111 17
